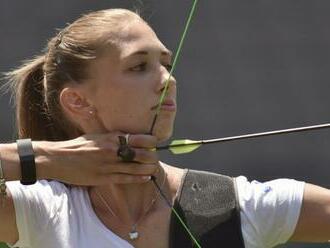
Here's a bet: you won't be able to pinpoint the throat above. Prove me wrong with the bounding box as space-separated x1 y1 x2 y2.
91 169 168 225
88 164 185 247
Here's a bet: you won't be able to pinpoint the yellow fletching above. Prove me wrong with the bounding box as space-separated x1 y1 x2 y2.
169 139 201 154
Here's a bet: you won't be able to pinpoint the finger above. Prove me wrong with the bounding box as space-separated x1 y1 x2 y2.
133 148 159 164
128 134 157 148
89 146 157 164
99 162 158 175
87 132 124 147
99 173 152 184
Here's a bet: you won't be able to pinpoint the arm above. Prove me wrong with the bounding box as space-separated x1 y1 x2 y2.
0 143 22 244
290 183 330 242
0 133 158 243
0 182 18 244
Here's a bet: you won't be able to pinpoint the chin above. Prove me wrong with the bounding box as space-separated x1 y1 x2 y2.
148 111 176 142
153 122 174 143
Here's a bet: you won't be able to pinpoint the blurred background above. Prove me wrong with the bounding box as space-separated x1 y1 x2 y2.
1 0 330 247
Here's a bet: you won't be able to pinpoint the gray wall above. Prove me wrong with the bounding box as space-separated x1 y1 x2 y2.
1 1 329 247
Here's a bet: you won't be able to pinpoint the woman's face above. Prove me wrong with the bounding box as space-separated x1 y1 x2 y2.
86 19 176 142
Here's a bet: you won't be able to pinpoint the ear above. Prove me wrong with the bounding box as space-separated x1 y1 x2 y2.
59 87 94 120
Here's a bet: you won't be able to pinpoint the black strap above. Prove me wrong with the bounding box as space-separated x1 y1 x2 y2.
17 139 36 185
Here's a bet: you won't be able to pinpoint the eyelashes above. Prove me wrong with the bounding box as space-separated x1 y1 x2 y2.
130 62 147 72
129 62 173 72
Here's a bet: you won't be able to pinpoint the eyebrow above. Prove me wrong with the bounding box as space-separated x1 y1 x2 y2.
127 50 173 57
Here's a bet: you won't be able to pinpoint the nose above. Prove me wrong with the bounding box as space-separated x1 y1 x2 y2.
158 66 177 93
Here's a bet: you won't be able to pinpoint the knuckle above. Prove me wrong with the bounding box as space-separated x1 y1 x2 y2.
130 134 156 148
95 145 117 158
149 136 158 146
105 145 117 155
136 149 149 162
106 132 122 143
94 148 109 160
128 134 140 147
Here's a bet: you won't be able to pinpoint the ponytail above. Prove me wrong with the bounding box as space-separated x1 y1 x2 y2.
5 55 55 140
4 54 83 141
3 9 142 141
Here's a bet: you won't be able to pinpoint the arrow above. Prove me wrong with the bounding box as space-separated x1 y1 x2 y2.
156 123 330 154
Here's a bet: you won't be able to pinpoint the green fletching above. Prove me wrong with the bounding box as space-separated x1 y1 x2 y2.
169 139 202 154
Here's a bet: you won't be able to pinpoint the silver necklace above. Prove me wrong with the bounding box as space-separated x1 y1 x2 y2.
94 171 167 240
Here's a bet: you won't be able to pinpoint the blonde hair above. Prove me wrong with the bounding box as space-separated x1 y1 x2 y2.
4 9 142 141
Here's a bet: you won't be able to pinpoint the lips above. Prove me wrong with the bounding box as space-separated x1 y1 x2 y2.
151 99 176 111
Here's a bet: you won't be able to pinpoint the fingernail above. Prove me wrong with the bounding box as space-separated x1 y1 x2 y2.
142 176 151 181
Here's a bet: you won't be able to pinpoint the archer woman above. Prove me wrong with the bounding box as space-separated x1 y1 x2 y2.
0 8 329 248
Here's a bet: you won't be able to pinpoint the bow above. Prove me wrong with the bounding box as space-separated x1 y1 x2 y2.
149 1 330 246
149 0 201 247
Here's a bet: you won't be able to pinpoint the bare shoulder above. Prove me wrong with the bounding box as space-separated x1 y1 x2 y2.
161 162 186 201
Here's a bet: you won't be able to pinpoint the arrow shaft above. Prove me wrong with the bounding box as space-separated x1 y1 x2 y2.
203 123 330 144
157 123 330 150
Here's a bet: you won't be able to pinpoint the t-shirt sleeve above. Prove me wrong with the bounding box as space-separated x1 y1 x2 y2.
6 180 69 247
236 176 305 248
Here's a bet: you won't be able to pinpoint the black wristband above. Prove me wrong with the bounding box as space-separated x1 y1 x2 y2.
17 139 36 185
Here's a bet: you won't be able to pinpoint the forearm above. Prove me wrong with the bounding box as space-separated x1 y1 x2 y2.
0 141 51 182
0 134 159 186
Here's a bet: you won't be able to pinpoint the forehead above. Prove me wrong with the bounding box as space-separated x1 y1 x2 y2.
86 20 170 82
116 19 169 57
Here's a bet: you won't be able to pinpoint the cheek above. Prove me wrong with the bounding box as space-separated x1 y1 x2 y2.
94 90 153 130
91 73 156 131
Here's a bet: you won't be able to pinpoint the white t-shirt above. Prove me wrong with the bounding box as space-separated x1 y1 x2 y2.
236 176 304 248
6 176 304 248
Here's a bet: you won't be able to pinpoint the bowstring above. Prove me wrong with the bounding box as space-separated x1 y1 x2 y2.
148 0 199 134
150 1 201 247
151 176 202 248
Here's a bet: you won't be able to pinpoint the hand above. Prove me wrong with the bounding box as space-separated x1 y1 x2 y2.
33 133 159 186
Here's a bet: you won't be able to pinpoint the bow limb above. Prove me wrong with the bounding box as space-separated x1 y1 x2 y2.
150 1 201 247
149 0 199 135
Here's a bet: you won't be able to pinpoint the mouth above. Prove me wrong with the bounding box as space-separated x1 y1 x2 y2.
151 99 176 112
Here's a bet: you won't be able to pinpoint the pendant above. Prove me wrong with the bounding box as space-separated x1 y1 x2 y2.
129 230 139 240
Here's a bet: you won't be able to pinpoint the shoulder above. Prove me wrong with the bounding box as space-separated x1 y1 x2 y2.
162 163 186 201
6 181 88 247
7 180 87 229
235 176 305 247
7 180 70 201
235 176 305 206
6 180 81 218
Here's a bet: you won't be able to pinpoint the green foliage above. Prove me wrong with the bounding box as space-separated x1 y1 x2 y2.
0 243 8 248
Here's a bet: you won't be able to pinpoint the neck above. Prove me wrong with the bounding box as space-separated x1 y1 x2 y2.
90 163 168 225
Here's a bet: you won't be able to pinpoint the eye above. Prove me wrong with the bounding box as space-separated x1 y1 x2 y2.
130 62 147 72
